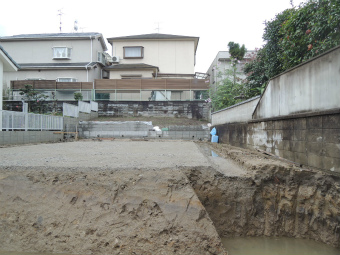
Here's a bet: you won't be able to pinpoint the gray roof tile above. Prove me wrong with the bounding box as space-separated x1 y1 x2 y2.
107 33 198 41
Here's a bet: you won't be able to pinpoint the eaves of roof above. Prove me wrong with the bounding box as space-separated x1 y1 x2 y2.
18 62 98 70
104 63 159 71
0 44 20 70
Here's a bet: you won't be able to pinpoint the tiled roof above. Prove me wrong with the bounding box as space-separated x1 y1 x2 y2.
0 32 108 51
0 32 102 40
107 33 199 41
104 63 159 71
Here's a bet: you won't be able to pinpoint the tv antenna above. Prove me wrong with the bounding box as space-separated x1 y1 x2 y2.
57 9 64 33
74 20 79 32
155 22 161 33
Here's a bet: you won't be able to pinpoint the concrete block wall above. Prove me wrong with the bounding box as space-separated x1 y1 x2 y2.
5 101 210 120
214 111 340 173
98 101 210 120
78 121 153 138
0 131 63 146
161 130 209 140
78 121 210 140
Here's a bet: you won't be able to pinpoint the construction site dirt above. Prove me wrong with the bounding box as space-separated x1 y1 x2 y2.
0 140 339 255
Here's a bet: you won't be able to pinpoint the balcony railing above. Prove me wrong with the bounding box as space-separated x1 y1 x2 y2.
6 79 210 101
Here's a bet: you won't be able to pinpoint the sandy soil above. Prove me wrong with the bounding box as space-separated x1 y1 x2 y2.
2 140 337 254
0 140 241 255
0 140 212 169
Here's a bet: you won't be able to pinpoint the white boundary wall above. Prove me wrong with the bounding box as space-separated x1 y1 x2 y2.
253 46 340 119
211 96 260 125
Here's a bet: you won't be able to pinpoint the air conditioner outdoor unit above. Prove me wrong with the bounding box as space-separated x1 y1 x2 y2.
112 56 120 63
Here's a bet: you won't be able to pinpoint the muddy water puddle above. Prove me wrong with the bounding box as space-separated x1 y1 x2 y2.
222 236 340 255
198 144 247 176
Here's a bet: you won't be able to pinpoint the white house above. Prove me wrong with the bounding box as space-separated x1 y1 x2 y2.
106 33 199 79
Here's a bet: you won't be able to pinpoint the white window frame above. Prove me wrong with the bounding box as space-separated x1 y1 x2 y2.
53 47 72 59
56 78 77 82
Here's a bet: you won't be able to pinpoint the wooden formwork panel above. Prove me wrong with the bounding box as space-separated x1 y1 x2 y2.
166 79 191 90
141 79 166 90
116 79 141 90
81 82 93 89
95 79 117 89
34 80 56 89
57 82 81 89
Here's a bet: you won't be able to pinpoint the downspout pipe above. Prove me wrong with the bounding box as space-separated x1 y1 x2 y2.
85 36 94 82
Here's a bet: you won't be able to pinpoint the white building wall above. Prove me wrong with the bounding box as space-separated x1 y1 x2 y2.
112 40 195 74
0 39 103 64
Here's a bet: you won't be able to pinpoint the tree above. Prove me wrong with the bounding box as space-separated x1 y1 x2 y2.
209 41 248 111
74 92 83 101
228 41 247 61
210 58 246 111
19 85 49 113
243 0 340 96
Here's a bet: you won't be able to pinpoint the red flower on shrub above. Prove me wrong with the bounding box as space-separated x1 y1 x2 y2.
306 29 311 35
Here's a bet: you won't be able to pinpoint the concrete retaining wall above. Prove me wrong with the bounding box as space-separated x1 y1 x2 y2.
0 131 63 145
98 101 210 120
253 46 340 119
5 101 210 120
214 110 340 173
212 96 260 126
78 121 210 140
78 121 153 138
211 46 340 173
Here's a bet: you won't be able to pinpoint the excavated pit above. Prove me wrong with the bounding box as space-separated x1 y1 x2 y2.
0 141 339 254
182 165 340 247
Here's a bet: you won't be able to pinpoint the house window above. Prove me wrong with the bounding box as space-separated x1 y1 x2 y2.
57 78 77 82
123 46 144 59
53 47 72 59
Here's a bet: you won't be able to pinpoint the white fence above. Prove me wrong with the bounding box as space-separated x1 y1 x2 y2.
1 110 63 131
90 101 98 112
63 101 98 117
78 101 91 113
63 103 79 118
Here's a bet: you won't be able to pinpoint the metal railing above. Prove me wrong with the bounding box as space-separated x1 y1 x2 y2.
1 110 63 131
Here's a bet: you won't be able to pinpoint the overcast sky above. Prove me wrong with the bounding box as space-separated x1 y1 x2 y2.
0 0 307 73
